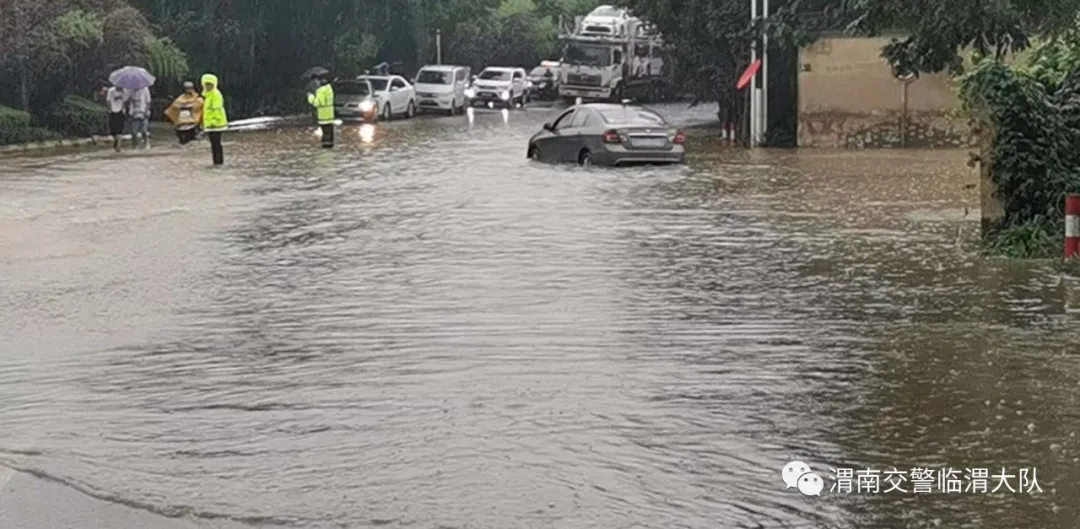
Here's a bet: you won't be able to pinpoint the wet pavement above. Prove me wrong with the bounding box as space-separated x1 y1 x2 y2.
1 103 1079 529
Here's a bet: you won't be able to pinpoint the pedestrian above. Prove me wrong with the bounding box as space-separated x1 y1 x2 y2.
165 81 204 144
124 85 152 148
200 73 228 165
104 83 127 151
307 74 335 148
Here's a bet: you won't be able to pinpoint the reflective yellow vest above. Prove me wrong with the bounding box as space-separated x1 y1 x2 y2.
200 73 228 131
308 84 335 124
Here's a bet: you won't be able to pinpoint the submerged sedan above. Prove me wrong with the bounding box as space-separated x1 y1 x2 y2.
526 103 686 166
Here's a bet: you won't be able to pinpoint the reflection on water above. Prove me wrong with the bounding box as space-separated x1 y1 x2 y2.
0 104 1078 529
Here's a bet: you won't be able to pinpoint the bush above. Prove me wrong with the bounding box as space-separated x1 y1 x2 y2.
0 105 61 145
42 95 108 138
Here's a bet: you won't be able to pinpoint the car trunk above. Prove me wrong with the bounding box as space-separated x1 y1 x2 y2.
608 124 674 149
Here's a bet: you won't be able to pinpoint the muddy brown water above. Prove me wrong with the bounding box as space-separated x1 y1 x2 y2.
1 104 1078 528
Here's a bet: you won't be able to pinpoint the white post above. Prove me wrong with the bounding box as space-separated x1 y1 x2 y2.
762 0 768 145
436 30 442 64
749 0 758 146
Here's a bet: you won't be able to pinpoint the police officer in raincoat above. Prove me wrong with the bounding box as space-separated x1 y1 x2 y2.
200 73 228 165
308 73 335 148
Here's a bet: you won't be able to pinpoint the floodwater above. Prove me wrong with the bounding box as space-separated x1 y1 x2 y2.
1 103 1078 529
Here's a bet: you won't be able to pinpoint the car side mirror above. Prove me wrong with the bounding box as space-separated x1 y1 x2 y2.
543 122 555 132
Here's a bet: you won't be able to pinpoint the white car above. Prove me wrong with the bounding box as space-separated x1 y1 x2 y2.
357 75 417 120
465 67 530 109
413 65 471 115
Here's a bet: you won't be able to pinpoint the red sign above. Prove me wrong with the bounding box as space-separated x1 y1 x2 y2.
736 60 761 90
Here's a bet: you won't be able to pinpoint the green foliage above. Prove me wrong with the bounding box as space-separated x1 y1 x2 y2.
983 220 1062 259
334 29 382 77
142 35 190 84
841 0 1080 76
53 10 106 50
0 105 61 145
42 95 109 138
958 44 1080 257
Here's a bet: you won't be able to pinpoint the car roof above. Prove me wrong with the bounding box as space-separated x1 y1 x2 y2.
482 67 519 72
358 75 392 80
419 65 463 71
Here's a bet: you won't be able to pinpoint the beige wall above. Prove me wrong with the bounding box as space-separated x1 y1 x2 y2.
797 36 973 148
799 36 959 113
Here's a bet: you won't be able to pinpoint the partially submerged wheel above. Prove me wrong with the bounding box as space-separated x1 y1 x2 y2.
382 104 392 121
578 149 592 167
528 145 540 160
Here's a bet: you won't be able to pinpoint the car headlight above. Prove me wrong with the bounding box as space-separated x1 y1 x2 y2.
359 100 374 112
464 88 475 98
500 90 509 100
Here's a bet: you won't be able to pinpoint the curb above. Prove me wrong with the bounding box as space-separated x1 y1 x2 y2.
0 135 128 154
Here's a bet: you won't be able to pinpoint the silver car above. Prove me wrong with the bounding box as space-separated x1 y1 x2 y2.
333 79 377 122
527 103 686 166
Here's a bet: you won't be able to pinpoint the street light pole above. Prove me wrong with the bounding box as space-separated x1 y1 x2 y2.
436 29 442 64
749 0 758 146
762 0 768 145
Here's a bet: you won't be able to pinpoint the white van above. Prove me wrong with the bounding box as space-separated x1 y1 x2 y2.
413 65 470 115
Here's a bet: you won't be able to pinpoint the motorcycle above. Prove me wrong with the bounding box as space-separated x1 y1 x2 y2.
529 76 558 100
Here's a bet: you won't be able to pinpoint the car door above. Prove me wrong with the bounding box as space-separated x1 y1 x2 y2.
453 68 466 102
562 108 596 161
389 77 409 114
511 70 525 98
534 109 575 163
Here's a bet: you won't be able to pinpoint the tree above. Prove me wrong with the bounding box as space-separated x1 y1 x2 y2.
622 0 821 127
840 0 1080 75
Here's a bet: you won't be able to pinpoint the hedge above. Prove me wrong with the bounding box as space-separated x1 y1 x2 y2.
0 105 61 145
42 95 109 138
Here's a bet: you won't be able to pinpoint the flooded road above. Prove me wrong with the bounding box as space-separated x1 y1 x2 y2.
1 104 1078 529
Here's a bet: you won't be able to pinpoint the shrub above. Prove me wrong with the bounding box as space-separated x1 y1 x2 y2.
0 105 61 145
42 95 109 138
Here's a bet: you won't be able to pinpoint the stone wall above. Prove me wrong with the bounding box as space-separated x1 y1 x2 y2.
797 36 974 148
798 110 977 148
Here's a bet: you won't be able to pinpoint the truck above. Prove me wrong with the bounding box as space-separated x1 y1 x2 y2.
557 5 673 103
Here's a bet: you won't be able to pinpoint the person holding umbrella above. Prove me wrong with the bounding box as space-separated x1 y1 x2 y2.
307 71 335 148
200 73 228 165
108 66 156 149
103 82 128 151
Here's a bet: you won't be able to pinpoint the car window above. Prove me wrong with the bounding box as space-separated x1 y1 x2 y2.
391 78 406 88
416 70 450 84
335 81 371 96
456 69 466 81
569 109 592 128
553 110 576 130
599 108 666 124
365 78 388 91
480 70 512 81
513 71 523 79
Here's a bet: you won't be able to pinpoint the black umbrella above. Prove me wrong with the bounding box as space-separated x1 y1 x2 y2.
302 66 331 80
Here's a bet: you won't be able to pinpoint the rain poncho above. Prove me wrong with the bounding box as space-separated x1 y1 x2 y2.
165 91 204 130
200 73 228 131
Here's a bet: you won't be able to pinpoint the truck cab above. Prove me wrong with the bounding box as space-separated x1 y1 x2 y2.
557 6 668 103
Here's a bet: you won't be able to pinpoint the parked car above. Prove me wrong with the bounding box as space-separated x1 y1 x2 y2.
333 79 378 122
526 102 685 166
465 67 529 108
357 74 417 120
413 65 470 115
528 61 561 100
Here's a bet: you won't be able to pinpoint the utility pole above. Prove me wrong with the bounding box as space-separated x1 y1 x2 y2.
436 29 442 64
762 0 769 145
749 0 758 146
